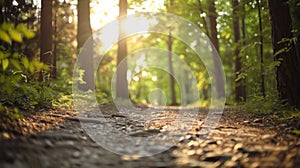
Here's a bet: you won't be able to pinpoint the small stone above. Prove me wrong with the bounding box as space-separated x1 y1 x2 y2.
178 136 185 142
206 140 217 145
253 118 263 123
234 143 243 151
187 150 196 156
231 153 243 161
81 136 88 140
223 147 232 153
187 140 200 148
216 140 223 145
2 132 10 139
250 162 260 168
262 134 276 143
72 151 81 158
224 160 238 168
44 140 53 148
196 149 204 155
185 135 193 140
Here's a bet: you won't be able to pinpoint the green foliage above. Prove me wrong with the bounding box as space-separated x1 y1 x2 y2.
275 37 297 56
0 103 23 123
291 129 300 136
50 69 76 109
243 93 288 115
0 22 35 44
0 22 53 122
95 89 113 105
0 30 11 44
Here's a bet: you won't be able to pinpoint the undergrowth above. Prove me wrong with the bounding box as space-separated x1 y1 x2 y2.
243 93 288 116
243 93 300 135
0 22 102 123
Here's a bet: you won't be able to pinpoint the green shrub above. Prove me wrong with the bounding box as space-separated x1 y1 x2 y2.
0 22 49 121
243 93 288 115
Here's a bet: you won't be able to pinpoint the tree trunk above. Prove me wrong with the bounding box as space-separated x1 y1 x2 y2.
77 0 94 91
256 0 265 98
241 0 247 100
0 2 3 23
116 0 129 98
208 0 225 99
168 31 177 105
165 0 177 105
232 0 245 102
208 0 219 53
52 0 58 79
267 0 300 108
40 0 53 79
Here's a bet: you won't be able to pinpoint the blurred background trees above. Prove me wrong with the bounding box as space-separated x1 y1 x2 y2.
0 0 299 121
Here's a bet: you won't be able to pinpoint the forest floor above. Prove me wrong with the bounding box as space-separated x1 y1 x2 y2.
0 105 300 168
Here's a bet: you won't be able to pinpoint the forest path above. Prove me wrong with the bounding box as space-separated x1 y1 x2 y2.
0 105 299 168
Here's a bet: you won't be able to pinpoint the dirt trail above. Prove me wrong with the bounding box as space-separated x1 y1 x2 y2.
0 106 299 168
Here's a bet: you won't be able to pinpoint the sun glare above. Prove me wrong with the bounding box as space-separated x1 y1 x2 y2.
95 14 157 53
90 0 165 30
122 15 157 35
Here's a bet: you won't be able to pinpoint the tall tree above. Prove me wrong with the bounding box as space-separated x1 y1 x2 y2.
241 0 247 100
52 0 58 79
207 0 225 99
267 0 300 108
116 0 129 98
256 0 265 97
168 30 177 105
232 0 246 102
208 0 219 53
40 0 53 79
0 1 4 23
166 0 177 105
77 0 94 91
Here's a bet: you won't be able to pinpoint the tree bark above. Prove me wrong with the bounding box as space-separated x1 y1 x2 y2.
241 0 247 100
0 2 3 23
166 0 177 105
77 0 94 91
208 0 219 53
168 31 177 105
208 0 225 99
116 0 129 98
256 0 265 98
267 0 300 108
232 0 246 102
52 0 58 79
40 0 53 79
